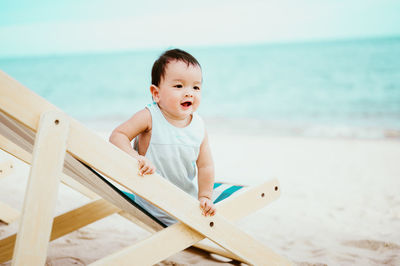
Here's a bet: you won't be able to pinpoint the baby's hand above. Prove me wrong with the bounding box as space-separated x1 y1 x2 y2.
199 196 216 217
137 155 156 176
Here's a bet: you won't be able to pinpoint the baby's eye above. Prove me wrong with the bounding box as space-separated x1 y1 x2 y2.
174 84 183 88
193 86 201 90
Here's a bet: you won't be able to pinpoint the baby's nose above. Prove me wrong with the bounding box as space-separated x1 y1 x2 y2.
184 87 193 96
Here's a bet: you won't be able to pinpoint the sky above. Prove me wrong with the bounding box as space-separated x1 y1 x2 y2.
1 0 400 57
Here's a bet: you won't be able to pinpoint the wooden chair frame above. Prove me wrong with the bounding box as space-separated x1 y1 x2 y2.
0 70 291 265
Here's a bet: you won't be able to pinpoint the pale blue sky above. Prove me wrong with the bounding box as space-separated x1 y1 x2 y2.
1 0 399 57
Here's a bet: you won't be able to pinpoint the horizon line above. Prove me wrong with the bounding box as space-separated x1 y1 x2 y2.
1 34 399 60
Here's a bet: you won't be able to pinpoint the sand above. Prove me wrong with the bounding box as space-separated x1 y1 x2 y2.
1 125 399 265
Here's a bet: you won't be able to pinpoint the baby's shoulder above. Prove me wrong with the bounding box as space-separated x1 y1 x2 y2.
129 108 152 132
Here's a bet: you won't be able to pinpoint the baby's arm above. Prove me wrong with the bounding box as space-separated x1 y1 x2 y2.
109 109 155 176
197 131 216 216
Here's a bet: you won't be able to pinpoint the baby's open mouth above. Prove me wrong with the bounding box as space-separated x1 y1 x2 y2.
181 101 192 107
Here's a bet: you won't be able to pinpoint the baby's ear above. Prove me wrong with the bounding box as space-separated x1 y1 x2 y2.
150 85 160 102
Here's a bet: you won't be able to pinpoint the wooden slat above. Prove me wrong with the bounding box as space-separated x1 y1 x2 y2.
0 133 31 165
12 111 69 266
50 199 119 240
58 173 99 200
0 109 35 154
0 199 119 264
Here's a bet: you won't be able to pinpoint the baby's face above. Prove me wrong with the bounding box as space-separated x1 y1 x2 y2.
154 60 202 122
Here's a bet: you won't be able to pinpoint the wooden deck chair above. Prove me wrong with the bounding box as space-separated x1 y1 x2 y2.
0 70 291 266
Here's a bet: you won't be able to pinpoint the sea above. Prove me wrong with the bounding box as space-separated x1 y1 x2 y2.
1 37 399 139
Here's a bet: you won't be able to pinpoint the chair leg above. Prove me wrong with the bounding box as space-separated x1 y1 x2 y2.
12 112 69 266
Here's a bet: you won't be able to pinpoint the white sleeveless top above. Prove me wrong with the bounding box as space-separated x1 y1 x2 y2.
134 102 205 226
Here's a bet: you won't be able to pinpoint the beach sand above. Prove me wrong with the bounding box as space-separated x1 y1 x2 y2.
0 123 399 265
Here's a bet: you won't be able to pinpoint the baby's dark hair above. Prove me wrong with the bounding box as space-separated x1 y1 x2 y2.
151 48 201 86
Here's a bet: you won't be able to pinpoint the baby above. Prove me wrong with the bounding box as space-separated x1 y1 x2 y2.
109 49 216 226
